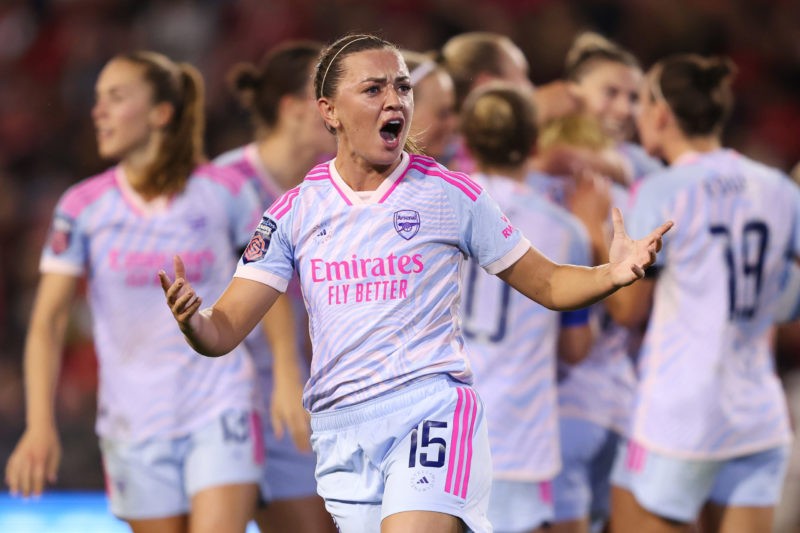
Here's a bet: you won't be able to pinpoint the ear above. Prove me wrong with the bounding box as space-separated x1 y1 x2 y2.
149 102 175 129
655 101 673 131
317 97 339 133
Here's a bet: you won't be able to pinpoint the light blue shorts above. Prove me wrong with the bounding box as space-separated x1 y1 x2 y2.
310 375 492 533
552 418 619 523
261 418 318 501
488 479 553 532
100 409 264 520
611 439 790 523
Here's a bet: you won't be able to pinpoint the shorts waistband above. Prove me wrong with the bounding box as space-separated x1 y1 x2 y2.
311 374 463 432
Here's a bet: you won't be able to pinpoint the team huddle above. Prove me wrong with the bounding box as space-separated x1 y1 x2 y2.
5 28 800 533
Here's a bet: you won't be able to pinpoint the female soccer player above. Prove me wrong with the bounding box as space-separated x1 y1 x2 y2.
400 49 458 161
5 52 263 533
609 53 800 533
160 33 671 533
564 32 663 183
214 40 337 533
460 82 593 533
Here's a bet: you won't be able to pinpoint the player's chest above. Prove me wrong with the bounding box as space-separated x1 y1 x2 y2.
293 202 454 256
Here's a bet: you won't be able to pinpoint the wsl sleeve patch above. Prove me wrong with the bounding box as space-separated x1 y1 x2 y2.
243 216 277 264
48 215 74 255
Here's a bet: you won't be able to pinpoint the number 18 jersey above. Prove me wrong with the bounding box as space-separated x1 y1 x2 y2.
627 149 800 458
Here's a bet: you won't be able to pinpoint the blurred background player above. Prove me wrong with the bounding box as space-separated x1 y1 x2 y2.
4 51 263 533
439 31 582 173
609 54 800 533
563 31 663 184
400 49 459 162
213 40 337 533
524 112 637 533
459 82 593 533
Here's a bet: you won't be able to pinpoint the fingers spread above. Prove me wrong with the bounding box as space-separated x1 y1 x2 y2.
173 255 186 281
47 451 59 484
17 457 31 498
32 462 45 497
611 207 627 235
177 296 201 323
652 220 674 239
158 270 173 293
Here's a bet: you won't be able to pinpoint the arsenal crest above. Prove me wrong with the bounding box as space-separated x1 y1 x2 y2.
394 210 420 240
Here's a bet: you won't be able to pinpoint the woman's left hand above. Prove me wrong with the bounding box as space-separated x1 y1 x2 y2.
608 208 673 287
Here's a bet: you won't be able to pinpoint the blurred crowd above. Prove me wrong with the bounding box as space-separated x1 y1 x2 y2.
1 0 799 491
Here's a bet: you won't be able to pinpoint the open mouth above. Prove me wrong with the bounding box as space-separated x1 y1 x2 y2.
379 119 404 145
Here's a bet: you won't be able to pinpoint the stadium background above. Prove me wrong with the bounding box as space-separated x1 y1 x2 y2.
0 0 798 530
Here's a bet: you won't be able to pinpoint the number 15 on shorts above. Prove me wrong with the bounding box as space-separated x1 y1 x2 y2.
409 420 448 468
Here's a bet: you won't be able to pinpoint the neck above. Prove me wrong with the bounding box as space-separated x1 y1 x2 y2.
257 131 320 191
479 163 526 183
118 131 166 199
334 150 402 192
662 134 721 165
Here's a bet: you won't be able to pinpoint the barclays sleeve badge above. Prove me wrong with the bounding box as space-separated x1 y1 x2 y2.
393 210 420 240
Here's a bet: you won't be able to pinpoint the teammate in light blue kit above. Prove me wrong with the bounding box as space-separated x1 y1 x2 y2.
527 113 638 533
159 33 671 533
564 32 663 185
5 52 263 533
609 54 800 533
460 83 593 533
214 40 337 533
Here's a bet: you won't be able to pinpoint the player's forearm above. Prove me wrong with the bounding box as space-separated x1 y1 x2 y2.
546 262 618 311
23 316 67 429
181 307 238 357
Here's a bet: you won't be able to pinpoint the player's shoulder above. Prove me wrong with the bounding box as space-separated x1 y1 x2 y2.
213 144 248 165
212 144 252 175
407 153 483 202
58 166 119 218
734 151 793 188
533 193 587 241
190 162 250 195
630 161 693 206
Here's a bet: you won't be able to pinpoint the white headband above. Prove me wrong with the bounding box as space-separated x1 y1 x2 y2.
320 36 371 97
409 60 438 86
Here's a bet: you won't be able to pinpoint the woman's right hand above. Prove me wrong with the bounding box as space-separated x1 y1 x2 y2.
5 425 61 497
159 255 203 334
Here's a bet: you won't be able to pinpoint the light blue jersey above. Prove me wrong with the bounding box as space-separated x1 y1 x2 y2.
214 143 319 501
464 173 591 481
627 149 800 458
41 165 261 442
236 153 529 413
527 172 638 435
618 141 664 182
214 144 311 400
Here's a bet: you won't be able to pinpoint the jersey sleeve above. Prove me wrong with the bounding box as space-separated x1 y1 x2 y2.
229 176 264 251
39 189 87 276
233 193 297 292
447 183 531 275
